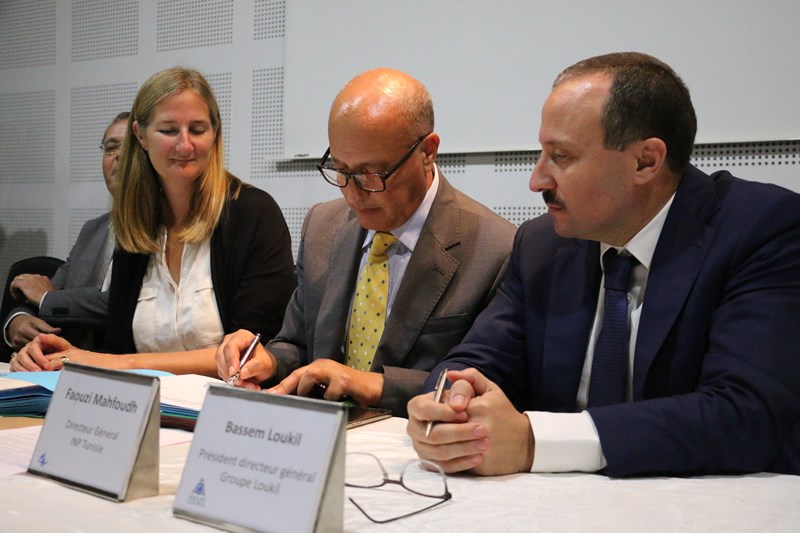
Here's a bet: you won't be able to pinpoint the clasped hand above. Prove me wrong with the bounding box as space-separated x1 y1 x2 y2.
406 368 534 476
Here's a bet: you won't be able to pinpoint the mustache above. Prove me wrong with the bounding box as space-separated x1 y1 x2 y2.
542 190 565 209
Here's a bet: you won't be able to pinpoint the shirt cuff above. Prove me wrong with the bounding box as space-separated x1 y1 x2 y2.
526 411 607 472
3 311 31 348
38 291 48 310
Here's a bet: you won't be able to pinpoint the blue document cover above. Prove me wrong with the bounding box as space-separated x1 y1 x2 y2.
0 370 184 421
0 372 62 416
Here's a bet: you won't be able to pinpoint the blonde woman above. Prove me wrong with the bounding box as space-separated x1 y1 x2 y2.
12 67 295 375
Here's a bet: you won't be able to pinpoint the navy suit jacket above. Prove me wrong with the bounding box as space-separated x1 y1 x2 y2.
427 166 800 477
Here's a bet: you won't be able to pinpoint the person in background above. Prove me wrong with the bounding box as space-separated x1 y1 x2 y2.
11 67 296 375
216 68 515 415
407 52 800 477
5 112 129 354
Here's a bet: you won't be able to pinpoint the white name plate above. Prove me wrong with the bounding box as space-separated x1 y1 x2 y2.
174 386 346 533
28 363 160 501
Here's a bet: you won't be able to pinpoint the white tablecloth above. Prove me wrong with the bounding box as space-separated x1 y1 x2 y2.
0 417 798 532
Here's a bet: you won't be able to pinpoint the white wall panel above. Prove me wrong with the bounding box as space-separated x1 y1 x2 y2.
0 0 56 69
284 0 800 156
0 0 797 290
71 0 138 62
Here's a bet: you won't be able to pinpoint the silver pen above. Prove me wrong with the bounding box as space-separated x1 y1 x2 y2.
227 333 261 386
425 368 449 437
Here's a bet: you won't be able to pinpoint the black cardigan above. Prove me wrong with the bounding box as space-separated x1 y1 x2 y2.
104 182 296 354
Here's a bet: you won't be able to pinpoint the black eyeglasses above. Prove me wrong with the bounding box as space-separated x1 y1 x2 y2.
317 133 431 192
345 452 451 524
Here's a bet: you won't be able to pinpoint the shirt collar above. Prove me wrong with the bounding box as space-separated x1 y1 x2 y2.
600 192 676 271
361 165 440 253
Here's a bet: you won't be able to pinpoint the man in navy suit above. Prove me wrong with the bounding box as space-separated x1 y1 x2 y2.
407 52 800 477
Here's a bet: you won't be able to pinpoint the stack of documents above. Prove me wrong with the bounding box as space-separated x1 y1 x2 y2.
158 374 220 430
0 371 219 430
1 371 391 429
0 374 56 417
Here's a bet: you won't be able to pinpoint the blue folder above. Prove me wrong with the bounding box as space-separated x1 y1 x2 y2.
0 370 191 425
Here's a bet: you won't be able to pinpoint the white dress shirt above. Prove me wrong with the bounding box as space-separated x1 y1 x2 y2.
131 231 224 353
353 166 440 316
528 193 675 472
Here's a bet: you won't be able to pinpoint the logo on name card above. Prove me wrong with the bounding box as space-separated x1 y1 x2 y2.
38 453 48 467
186 478 206 507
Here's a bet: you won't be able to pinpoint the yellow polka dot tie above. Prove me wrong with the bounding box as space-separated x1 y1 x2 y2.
346 232 397 372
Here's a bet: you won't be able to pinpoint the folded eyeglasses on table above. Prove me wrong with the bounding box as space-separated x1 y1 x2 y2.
345 452 452 524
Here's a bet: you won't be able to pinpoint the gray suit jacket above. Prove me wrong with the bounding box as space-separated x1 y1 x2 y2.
6 212 113 349
267 174 515 415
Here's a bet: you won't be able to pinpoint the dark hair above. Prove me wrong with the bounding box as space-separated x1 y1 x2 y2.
102 111 131 142
555 52 697 174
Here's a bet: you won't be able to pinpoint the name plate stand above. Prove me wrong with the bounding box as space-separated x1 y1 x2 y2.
27 363 160 501
174 386 347 533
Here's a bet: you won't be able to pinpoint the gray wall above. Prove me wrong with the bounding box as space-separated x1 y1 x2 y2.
1 0 798 288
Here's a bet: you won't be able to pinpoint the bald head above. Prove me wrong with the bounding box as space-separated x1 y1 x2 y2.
329 68 433 141
325 68 440 232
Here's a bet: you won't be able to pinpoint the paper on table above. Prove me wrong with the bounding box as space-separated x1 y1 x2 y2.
158 375 224 432
0 425 192 480
0 377 39 391
0 373 60 391
160 428 194 447
0 426 42 478
159 374 222 411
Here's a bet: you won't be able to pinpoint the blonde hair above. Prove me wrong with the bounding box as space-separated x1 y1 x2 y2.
113 67 238 254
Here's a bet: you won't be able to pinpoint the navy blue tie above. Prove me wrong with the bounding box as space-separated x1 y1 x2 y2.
587 249 637 408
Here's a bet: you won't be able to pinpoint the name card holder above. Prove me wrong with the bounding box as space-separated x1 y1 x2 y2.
27 363 160 501
174 386 346 533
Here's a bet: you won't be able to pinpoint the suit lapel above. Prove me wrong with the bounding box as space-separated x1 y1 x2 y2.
67 215 111 289
632 168 719 398
90 222 114 288
373 175 460 369
541 240 602 411
313 214 365 362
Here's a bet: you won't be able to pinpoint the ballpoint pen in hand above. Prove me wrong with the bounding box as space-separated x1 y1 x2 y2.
227 333 261 386
425 368 449 437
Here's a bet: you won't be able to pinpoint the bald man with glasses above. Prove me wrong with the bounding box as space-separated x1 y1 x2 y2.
216 69 514 416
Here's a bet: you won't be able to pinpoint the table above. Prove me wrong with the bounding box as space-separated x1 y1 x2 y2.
0 417 798 532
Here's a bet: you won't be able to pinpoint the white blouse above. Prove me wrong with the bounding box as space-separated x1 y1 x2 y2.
131 231 224 353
